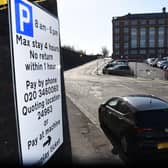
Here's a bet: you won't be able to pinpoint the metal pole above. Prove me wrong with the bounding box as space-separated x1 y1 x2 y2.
135 60 137 78
97 56 99 75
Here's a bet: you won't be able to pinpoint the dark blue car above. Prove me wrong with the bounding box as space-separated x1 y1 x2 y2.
99 95 168 164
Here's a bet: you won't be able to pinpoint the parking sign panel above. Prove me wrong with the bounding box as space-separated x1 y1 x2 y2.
9 0 63 166
15 0 34 37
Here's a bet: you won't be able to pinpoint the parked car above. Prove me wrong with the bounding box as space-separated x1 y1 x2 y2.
159 61 168 69
150 58 162 67
102 64 133 76
151 57 167 67
145 58 155 65
102 63 117 74
157 60 168 68
163 65 168 70
98 95 168 163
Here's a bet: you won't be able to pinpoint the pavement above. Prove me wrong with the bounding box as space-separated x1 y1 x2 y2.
66 97 123 167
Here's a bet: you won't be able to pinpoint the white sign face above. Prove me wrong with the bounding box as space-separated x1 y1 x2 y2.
9 0 63 166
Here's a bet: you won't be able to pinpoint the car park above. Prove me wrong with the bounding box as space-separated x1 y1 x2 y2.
98 95 168 163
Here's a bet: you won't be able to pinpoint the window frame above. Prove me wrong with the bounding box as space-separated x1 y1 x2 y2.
106 98 131 115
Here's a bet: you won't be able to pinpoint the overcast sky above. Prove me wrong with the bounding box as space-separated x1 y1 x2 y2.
57 0 168 55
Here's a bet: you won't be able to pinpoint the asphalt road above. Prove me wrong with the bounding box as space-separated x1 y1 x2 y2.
65 59 168 127
64 59 168 165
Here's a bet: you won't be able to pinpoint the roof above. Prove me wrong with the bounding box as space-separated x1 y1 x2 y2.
123 95 168 111
113 12 168 20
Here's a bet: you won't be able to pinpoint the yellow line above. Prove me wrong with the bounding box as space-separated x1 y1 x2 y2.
0 0 46 6
0 0 7 6
34 0 46 2
0 0 46 11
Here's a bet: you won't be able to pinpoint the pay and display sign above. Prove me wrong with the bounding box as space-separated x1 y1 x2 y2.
8 0 63 166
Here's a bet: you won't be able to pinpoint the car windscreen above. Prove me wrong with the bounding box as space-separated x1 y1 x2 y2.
136 109 168 128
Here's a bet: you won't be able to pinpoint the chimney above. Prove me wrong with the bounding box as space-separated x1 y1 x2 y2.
162 7 166 13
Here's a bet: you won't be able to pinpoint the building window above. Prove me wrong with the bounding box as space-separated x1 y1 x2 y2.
140 19 147 25
115 50 119 55
131 28 137 48
140 28 146 48
149 27 155 48
124 27 129 33
140 49 146 54
114 43 119 49
124 43 128 49
124 21 128 26
149 19 155 25
131 20 137 25
149 49 155 54
158 27 164 47
158 49 164 54
130 50 138 54
158 40 164 47
158 19 164 25
124 50 128 55
114 21 119 27
124 35 128 41
167 28 168 47
114 35 119 43
114 27 119 34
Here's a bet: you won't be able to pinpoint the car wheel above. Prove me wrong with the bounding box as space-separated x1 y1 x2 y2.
119 135 138 165
103 70 106 74
121 136 128 154
118 136 129 165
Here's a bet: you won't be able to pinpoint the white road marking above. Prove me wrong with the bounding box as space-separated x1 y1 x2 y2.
89 86 103 100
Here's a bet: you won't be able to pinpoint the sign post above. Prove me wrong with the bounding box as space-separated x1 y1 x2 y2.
7 0 71 166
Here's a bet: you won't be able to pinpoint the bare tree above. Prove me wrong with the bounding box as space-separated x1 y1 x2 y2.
101 46 109 57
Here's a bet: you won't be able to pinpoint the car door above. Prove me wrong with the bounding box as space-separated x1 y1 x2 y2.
114 101 134 139
120 66 130 75
115 66 128 75
113 66 120 75
104 98 120 138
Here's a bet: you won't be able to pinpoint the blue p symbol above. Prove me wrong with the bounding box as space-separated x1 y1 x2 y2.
15 0 34 37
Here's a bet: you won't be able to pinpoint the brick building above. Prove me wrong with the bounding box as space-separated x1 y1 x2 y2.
112 8 168 60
